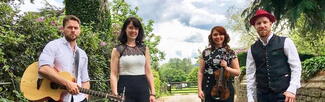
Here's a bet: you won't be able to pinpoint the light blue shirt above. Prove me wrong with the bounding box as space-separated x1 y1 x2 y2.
38 37 90 102
246 33 302 102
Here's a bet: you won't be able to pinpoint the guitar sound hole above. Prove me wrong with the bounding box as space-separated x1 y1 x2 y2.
50 82 60 89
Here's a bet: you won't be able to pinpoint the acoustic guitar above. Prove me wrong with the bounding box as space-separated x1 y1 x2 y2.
20 62 124 102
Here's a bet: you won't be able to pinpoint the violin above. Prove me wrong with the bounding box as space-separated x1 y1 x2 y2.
210 58 231 100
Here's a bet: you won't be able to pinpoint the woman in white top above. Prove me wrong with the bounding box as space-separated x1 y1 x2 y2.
110 17 156 102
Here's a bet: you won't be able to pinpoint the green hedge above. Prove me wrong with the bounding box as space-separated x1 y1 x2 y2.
301 56 325 81
152 69 162 97
299 53 315 62
237 52 247 67
1 4 61 100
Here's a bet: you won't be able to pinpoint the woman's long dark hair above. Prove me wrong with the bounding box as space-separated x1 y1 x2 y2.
118 17 145 46
208 26 233 53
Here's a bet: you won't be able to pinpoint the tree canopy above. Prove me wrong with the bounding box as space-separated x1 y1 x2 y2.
242 0 325 37
65 0 110 32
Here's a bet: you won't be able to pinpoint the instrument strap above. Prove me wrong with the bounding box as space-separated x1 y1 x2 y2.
74 49 80 81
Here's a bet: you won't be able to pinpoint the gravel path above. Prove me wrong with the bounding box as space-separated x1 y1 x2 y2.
157 93 201 102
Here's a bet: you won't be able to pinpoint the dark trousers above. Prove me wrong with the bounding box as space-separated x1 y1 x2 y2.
48 97 87 102
257 90 285 102
118 75 150 102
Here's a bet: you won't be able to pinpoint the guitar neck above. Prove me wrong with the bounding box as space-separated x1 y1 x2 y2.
78 87 119 99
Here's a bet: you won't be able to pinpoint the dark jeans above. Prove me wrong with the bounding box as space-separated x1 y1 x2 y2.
257 90 285 102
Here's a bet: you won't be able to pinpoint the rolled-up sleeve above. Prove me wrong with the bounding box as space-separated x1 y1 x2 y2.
246 48 257 102
38 42 55 68
80 52 90 82
284 38 301 94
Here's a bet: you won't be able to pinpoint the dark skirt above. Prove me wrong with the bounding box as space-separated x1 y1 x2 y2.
118 75 150 102
202 74 235 102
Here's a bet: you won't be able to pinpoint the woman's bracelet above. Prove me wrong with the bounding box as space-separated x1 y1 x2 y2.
150 94 156 97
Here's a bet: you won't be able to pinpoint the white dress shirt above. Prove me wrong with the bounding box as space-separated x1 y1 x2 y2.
38 37 90 102
246 33 302 102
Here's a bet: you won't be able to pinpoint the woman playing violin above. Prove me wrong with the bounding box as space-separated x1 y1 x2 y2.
198 26 240 102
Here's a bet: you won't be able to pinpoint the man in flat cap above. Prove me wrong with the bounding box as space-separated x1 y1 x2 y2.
245 9 302 102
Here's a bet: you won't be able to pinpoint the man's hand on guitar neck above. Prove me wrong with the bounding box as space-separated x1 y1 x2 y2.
64 80 80 95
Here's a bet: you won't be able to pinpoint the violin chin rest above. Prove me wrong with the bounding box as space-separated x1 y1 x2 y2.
212 96 221 100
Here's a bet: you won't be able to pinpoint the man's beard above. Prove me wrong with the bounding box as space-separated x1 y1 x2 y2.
258 30 270 38
65 35 77 42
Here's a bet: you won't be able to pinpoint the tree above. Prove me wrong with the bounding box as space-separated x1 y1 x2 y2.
65 0 110 32
1 0 33 3
163 58 195 73
226 7 257 48
186 67 199 82
242 0 325 47
242 0 324 32
158 58 196 83
0 3 61 101
242 0 325 55
159 68 187 82
290 14 325 55
226 7 288 48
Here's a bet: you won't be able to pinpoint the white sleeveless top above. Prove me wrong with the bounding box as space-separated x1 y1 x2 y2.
116 45 146 75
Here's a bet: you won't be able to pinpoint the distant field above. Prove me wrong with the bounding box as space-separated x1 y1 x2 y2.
171 86 198 94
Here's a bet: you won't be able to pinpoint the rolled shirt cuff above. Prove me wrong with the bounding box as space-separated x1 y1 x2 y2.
286 85 297 95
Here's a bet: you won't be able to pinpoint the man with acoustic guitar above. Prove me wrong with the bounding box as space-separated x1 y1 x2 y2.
38 15 90 102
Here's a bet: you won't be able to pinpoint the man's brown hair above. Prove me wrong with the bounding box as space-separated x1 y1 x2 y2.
63 15 81 27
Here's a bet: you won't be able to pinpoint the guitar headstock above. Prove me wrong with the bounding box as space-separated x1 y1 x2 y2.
109 87 126 102
108 94 124 102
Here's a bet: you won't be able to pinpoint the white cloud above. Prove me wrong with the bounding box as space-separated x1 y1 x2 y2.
14 0 63 13
227 30 245 49
15 0 250 64
188 11 226 26
159 0 226 28
124 0 251 64
153 19 210 63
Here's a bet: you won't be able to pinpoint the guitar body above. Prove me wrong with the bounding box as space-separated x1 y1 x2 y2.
21 62 124 102
20 62 75 101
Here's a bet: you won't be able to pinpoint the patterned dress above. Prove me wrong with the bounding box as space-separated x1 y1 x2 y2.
201 47 237 102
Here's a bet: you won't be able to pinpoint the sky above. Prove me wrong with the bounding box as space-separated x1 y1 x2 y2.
16 0 250 64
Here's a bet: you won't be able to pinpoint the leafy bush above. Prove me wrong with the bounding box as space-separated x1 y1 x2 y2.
152 69 162 97
1 3 60 100
237 52 247 67
5 14 113 99
186 67 198 82
159 68 187 82
239 66 246 81
299 53 315 62
301 56 325 81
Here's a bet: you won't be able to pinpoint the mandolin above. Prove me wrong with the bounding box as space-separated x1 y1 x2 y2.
20 62 124 102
